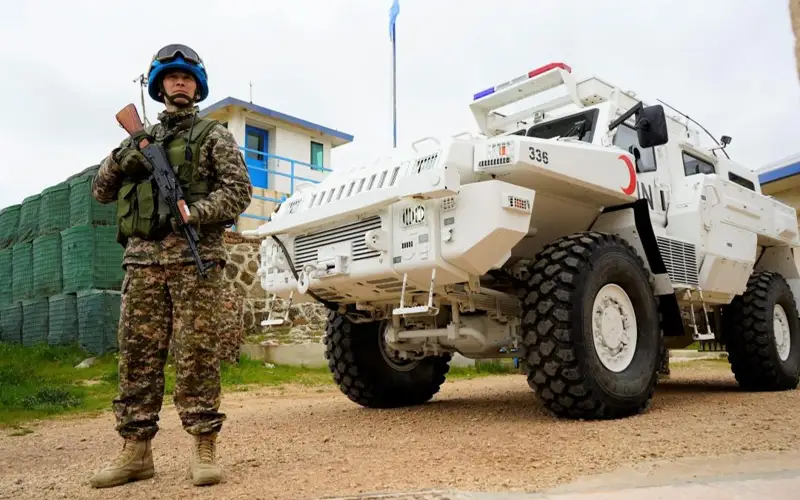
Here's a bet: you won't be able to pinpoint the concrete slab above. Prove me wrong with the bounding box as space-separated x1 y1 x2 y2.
239 343 476 368
239 343 728 368
240 343 328 368
670 349 727 361
317 451 800 499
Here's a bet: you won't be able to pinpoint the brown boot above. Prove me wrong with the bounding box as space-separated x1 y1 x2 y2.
90 438 154 488
189 433 222 486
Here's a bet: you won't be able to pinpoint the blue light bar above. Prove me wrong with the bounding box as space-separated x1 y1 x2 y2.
473 87 496 100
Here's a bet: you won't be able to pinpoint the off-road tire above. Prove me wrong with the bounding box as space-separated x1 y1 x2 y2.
724 271 800 391
323 310 451 408
518 231 661 420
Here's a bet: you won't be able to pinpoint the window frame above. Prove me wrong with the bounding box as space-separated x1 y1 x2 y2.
682 151 716 177
310 141 324 169
525 108 601 144
728 171 755 191
612 123 658 173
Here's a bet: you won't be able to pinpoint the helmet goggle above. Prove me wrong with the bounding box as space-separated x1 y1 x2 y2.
152 44 203 66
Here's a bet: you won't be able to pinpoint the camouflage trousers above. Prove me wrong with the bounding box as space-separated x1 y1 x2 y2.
216 284 245 364
113 262 226 441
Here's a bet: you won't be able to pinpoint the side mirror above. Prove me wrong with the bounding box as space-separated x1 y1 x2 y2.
635 105 669 148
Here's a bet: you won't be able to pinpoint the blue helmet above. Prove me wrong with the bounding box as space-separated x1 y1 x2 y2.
147 44 209 103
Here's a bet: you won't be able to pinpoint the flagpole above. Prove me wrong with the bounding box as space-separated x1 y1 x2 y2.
392 22 397 149
389 0 399 149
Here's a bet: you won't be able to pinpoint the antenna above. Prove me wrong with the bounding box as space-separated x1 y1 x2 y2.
657 99 730 159
133 74 151 128
249 81 253 103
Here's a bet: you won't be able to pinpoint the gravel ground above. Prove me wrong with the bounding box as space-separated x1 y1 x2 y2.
1 360 799 500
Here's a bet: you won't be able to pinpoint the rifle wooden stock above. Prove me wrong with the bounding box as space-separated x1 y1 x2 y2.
115 104 150 148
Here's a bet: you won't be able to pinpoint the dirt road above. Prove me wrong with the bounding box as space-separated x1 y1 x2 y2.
1 360 799 500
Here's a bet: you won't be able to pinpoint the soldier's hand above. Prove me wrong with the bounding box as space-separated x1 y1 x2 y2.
170 206 200 232
114 147 151 180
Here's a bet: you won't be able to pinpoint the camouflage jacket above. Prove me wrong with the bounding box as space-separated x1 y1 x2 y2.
92 106 253 267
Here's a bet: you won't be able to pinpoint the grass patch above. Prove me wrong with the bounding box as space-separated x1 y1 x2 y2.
0 343 119 428
220 357 332 389
449 361 521 380
0 342 520 428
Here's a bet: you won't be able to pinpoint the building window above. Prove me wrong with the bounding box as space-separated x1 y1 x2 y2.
683 152 715 177
613 123 657 173
245 125 269 189
311 141 324 169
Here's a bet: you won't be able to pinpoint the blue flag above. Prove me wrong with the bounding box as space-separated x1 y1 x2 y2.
389 0 399 42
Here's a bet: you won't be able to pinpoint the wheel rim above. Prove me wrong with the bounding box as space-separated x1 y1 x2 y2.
380 324 421 372
591 283 638 373
774 304 791 362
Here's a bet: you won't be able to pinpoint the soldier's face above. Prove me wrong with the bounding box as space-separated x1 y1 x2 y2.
162 71 197 106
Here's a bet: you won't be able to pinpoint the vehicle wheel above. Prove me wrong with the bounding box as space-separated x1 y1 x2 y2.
518 231 661 419
724 271 800 391
323 311 451 408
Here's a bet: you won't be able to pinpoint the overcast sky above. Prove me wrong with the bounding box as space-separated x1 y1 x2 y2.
0 0 797 208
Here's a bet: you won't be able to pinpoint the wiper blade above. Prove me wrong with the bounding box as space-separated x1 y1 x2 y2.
560 120 587 140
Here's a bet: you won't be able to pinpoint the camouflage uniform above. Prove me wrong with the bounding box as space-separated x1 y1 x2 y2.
217 281 245 364
92 105 252 441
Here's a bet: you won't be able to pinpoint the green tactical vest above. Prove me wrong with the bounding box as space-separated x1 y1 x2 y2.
116 117 222 245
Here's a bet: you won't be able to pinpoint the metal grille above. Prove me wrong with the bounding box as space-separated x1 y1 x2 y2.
366 277 415 294
286 198 303 214
293 216 382 271
478 157 512 168
401 205 426 227
657 236 699 286
414 153 439 173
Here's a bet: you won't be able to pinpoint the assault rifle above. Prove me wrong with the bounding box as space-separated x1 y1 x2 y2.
115 103 213 278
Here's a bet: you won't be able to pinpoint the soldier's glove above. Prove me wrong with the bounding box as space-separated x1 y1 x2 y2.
170 206 200 233
113 147 151 180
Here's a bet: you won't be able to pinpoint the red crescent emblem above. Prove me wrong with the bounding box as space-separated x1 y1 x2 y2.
619 154 636 195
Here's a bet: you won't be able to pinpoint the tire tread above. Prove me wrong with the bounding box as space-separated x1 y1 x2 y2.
518 231 659 420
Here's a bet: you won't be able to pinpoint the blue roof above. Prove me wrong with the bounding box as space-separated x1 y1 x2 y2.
199 96 354 144
759 159 800 185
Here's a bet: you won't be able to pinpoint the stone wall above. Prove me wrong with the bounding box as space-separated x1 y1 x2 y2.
222 232 328 348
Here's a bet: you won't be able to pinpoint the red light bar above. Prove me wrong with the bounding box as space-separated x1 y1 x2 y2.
528 62 571 79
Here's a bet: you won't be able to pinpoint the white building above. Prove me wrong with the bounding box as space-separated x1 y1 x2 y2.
199 96 354 232
758 152 800 223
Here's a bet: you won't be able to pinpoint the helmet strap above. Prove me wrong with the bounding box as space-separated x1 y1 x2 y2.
159 81 197 108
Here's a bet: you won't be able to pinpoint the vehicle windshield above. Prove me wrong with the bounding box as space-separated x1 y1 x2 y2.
524 108 600 144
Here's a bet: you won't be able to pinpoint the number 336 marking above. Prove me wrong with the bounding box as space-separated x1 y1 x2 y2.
528 147 549 164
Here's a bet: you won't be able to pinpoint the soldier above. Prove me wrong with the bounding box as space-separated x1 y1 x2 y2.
89 44 252 488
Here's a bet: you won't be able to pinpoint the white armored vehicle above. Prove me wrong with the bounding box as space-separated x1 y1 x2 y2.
246 62 800 419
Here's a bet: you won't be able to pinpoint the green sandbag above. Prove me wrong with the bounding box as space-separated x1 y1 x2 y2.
17 194 41 243
65 164 100 183
33 233 62 297
61 225 124 293
77 289 121 355
12 242 33 303
48 294 78 346
0 248 12 306
0 204 20 249
69 174 117 227
21 297 48 347
0 302 22 344
39 182 71 235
